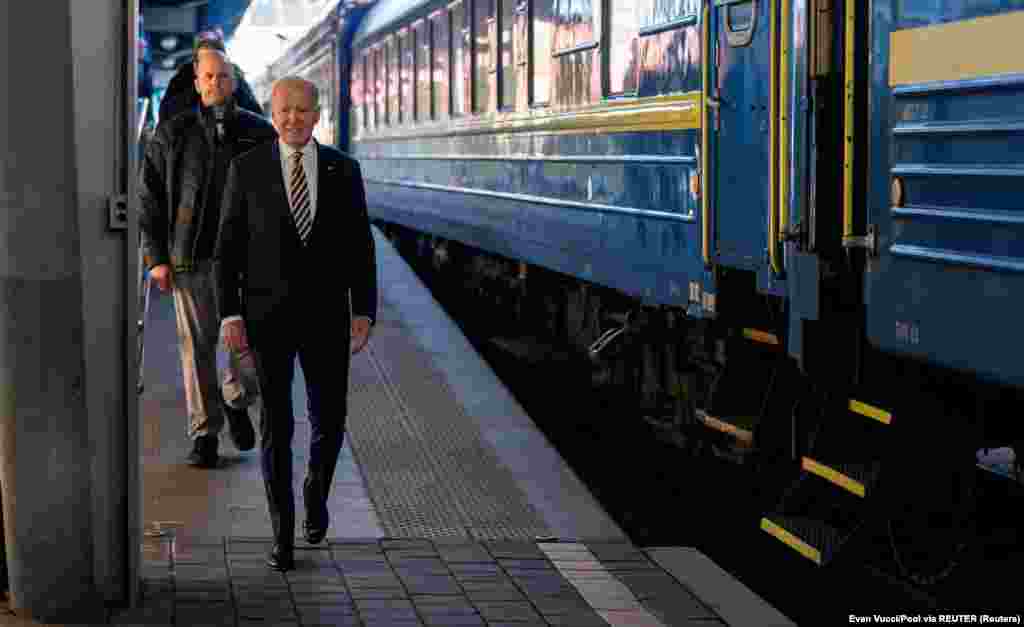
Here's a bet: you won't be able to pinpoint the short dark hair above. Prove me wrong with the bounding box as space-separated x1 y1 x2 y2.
192 38 227 69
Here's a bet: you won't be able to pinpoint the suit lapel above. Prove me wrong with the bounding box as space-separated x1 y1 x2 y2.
311 141 336 247
268 141 293 232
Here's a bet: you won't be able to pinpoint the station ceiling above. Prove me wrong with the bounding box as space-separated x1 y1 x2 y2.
141 0 254 72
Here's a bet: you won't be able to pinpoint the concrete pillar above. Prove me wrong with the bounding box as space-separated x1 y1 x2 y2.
0 2 104 622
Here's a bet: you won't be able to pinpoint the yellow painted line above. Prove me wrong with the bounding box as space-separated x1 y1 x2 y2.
357 92 701 142
697 411 754 444
777 0 790 268
701 2 711 267
742 328 779 345
849 399 892 425
890 10 1024 86
760 518 821 565
802 457 865 497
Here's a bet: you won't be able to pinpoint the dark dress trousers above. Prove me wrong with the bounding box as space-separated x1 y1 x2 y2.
215 141 377 548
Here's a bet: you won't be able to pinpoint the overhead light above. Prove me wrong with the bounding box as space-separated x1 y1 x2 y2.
160 35 178 51
162 57 177 69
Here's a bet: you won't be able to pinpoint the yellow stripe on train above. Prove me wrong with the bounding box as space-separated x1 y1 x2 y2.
890 11 1024 85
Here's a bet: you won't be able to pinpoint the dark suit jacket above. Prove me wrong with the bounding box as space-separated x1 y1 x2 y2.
214 140 377 348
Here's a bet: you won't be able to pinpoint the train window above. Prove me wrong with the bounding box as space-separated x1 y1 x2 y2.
389 37 400 124
400 28 414 123
532 0 554 105
475 0 494 113
499 0 520 109
414 20 430 122
638 0 700 30
352 52 365 131
636 0 700 97
452 1 470 116
431 10 450 120
608 1 640 95
552 0 596 53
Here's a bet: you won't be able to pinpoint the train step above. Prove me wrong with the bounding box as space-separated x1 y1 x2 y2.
695 409 757 463
762 472 867 565
761 396 894 565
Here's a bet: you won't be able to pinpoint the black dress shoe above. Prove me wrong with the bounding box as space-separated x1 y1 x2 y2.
186 435 218 468
223 402 255 451
303 520 327 544
266 545 294 571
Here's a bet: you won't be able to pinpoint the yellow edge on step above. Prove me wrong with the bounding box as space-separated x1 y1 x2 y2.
761 518 822 565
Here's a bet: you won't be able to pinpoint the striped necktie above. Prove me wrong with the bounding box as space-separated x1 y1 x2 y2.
289 150 313 245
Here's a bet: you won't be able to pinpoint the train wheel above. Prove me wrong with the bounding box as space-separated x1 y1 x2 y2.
886 444 978 586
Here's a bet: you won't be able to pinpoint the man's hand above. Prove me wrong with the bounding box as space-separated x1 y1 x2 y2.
222 318 250 353
351 316 372 354
150 264 173 292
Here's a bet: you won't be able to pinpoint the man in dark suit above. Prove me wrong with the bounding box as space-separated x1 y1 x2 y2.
215 76 376 571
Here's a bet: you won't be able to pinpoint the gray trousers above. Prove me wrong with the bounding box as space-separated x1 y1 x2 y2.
171 264 258 440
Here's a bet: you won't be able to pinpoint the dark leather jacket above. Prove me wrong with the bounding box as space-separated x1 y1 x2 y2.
139 101 277 272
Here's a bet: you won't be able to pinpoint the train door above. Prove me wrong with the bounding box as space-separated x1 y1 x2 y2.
864 1 1024 388
708 0 778 273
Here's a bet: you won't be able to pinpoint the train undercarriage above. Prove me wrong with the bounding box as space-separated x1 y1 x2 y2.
376 220 1023 597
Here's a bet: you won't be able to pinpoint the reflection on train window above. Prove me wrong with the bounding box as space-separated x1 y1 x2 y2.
552 0 595 52
532 0 554 104
373 46 384 128
431 10 450 120
499 0 518 110
352 53 364 131
475 0 492 113
415 20 430 121
452 1 469 116
400 28 413 123
389 37 400 124
609 1 640 95
637 0 700 30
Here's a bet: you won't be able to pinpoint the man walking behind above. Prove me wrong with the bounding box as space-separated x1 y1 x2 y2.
139 47 278 467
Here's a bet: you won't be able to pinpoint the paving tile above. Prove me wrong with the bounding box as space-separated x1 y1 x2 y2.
449 562 504 577
598 608 667 627
173 602 235 626
435 543 495 563
542 610 610 626
347 586 409 600
473 600 545 623
642 595 719 622
483 541 546 559
529 591 594 615
497 558 554 570
399 575 463 595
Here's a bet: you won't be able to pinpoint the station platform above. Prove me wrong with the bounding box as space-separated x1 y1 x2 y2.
2 228 794 626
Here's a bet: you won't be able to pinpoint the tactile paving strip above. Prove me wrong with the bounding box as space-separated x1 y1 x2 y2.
346 304 553 541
